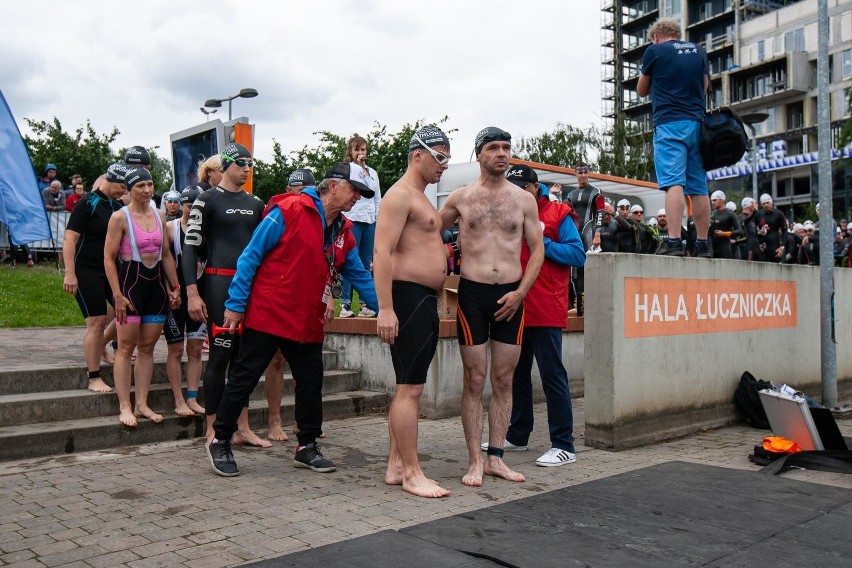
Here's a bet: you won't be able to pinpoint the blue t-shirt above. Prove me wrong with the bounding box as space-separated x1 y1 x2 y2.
641 40 708 127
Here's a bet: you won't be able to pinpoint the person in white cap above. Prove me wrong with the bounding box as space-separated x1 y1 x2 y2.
709 190 742 259
781 221 803 264
725 201 736 212
614 199 639 253
754 193 787 262
630 204 659 253
738 197 759 260
799 220 819 264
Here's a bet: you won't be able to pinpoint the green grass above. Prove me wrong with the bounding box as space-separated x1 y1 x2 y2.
0 262 83 327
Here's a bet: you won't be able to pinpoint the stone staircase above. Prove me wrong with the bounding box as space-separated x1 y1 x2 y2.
0 348 388 461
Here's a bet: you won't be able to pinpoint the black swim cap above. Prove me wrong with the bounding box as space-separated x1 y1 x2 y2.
288 169 316 188
220 143 252 170
124 146 151 166
124 167 153 190
474 126 511 156
180 185 203 206
409 125 450 152
105 162 130 183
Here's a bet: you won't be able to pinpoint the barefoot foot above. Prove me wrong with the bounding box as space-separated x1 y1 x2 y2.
174 400 195 417
119 409 138 427
267 423 289 442
186 398 205 414
462 463 484 487
403 474 450 498
134 406 164 423
101 346 115 365
384 465 403 486
233 429 272 448
484 457 525 482
87 378 114 393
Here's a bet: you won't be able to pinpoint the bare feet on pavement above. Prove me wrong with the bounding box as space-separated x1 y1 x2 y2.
233 429 272 448
135 406 164 423
268 422 289 442
87 378 113 393
174 400 195 417
186 398 205 414
462 461 484 487
484 456 525 482
119 408 137 427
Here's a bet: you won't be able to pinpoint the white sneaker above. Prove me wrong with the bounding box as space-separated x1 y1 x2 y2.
535 447 576 467
357 307 377 318
480 440 528 452
339 305 354 318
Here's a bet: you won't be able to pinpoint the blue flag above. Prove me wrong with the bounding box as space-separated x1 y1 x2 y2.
0 90 51 244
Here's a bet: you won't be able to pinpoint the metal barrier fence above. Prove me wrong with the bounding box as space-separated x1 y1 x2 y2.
0 212 68 252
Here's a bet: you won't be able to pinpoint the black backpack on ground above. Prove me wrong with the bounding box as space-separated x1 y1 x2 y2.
734 371 772 429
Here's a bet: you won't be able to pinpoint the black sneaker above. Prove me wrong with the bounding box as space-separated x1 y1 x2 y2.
656 239 684 257
206 439 239 477
694 241 712 258
294 443 336 473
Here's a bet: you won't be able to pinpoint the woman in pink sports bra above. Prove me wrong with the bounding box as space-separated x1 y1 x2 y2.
104 167 181 428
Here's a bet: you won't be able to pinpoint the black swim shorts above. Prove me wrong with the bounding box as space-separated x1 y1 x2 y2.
456 278 524 346
389 281 439 385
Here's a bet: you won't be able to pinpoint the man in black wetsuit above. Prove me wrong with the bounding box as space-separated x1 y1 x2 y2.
709 190 742 259
631 204 659 254
738 197 759 261
566 163 603 316
596 203 623 253
754 193 787 263
614 199 639 253
183 143 270 448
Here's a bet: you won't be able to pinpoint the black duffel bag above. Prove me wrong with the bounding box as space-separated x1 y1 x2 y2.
700 100 748 171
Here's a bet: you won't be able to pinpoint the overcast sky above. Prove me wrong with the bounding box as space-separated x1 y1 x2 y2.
3 1 603 166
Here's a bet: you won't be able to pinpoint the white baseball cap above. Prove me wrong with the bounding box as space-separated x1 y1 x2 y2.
725 201 736 211
617 199 630 208
759 193 772 204
741 197 755 209
711 190 726 200
656 208 666 216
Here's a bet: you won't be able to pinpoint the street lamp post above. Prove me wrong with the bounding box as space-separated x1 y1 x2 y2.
741 112 769 201
203 88 259 121
199 107 218 122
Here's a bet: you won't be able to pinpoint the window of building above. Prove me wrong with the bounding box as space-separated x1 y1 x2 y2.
842 49 852 78
786 101 804 130
784 28 805 52
661 0 681 18
758 40 765 62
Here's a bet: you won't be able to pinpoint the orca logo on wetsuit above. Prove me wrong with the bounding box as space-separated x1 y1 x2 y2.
185 209 203 247
226 209 255 215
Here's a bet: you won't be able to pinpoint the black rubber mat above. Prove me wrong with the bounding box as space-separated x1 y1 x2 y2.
247 462 852 567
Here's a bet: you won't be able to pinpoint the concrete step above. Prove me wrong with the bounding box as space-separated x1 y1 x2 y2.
0 390 388 461
0 370 362 427
0 350 341 395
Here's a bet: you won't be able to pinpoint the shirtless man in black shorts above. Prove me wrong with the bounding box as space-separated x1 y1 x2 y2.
439 127 544 486
375 125 453 498
183 144 270 448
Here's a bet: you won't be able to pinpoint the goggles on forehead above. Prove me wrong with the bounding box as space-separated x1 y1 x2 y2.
414 134 450 165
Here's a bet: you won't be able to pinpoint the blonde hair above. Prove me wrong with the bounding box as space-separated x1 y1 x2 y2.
197 155 223 183
648 18 681 41
344 134 368 163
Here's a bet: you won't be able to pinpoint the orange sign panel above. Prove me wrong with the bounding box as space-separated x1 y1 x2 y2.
623 278 797 338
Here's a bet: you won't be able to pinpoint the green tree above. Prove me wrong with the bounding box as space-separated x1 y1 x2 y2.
514 123 596 168
252 117 454 202
595 121 655 181
24 117 118 189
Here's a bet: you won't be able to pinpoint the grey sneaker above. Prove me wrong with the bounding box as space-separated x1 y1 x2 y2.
294 443 336 472
480 440 528 452
338 305 354 318
357 307 377 318
206 439 239 477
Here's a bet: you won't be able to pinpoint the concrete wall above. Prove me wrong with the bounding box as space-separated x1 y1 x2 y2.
324 330 584 420
584 254 852 450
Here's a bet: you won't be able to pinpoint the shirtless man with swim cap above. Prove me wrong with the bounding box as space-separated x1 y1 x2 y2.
375 125 453 498
439 126 544 486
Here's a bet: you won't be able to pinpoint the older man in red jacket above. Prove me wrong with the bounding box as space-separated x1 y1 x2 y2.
207 163 378 477
498 164 585 467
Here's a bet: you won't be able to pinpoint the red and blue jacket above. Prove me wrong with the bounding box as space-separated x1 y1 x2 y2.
226 187 378 342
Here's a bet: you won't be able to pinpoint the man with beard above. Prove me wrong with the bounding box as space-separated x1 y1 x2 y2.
439 127 544 487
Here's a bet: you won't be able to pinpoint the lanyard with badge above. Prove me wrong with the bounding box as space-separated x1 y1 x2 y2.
322 222 342 304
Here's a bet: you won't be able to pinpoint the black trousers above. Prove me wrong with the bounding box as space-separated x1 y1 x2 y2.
213 327 324 446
